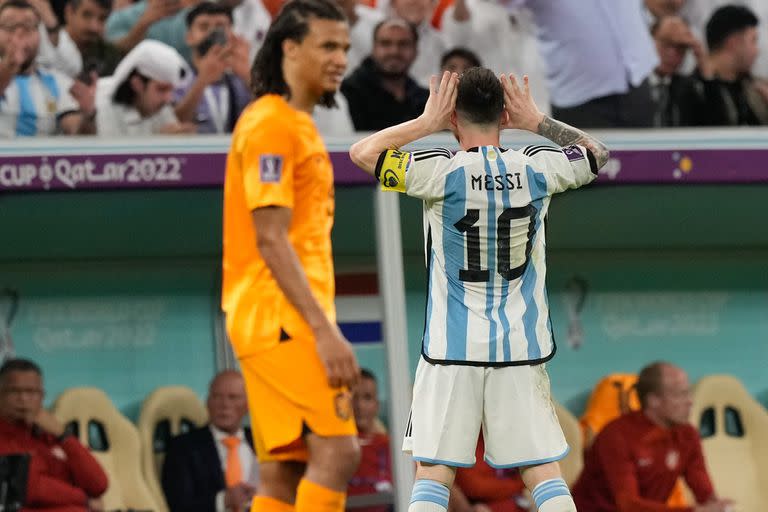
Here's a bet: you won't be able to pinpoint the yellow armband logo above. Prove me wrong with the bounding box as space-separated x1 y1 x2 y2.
379 149 410 193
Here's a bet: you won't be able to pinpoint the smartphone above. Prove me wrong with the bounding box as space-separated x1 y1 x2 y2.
197 27 228 56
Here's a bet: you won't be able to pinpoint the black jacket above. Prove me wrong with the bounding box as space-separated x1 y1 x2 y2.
679 70 768 126
161 426 254 512
341 57 429 131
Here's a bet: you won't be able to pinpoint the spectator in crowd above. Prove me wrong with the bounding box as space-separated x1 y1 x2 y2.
105 0 201 61
682 0 768 77
451 433 527 512
0 0 97 136
389 0 445 87
162 370 257 512
95 39 194 135
440 47 480 75
38 0 123 79
24 0 61 40
644 0 687 23
341 18 428 131
335 0 384 75
230 0 280 61
347 369 392 512
504 0 659 127
684 5 768 125
440 0 550 113
173 2 250 134
649 16 704 126
0 358 108 512
572 361 733 512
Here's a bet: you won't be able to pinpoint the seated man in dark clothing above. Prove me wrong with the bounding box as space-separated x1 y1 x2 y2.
341 18 428 131
0 359 108 512
683 5 768 126
649 16 705 127
162 370 257 512
571 361 732 512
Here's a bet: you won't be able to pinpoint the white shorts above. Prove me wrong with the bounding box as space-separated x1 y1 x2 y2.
402 358 568 468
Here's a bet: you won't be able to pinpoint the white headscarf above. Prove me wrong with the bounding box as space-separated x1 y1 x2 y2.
96 40 189 103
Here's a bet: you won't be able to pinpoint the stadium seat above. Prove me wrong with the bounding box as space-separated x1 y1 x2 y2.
580 373 640 448
690 374 768 510
53 387 159 512
137 386 208 512
552 401 583 486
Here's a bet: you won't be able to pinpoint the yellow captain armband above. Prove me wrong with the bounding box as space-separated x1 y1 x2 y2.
374 149 411 193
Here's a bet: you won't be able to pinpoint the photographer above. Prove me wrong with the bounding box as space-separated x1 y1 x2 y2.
174 2 250 134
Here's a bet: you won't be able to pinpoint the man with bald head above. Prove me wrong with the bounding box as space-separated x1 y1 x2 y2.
162 370 258 512
572 362 732 512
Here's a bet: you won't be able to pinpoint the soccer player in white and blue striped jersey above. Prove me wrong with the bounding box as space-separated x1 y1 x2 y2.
350 68 609 512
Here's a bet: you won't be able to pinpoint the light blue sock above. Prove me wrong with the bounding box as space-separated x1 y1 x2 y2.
408 479 450 512
532 478 575 511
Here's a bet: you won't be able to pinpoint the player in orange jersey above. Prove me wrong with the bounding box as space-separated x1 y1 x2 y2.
221 1 361 511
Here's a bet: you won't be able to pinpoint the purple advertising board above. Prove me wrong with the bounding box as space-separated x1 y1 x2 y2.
0 132 766 191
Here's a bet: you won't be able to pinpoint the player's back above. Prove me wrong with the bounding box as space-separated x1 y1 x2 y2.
407 144 595 366
222 94 336 358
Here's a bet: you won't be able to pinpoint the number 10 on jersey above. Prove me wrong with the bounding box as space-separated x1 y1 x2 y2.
453 205 537 283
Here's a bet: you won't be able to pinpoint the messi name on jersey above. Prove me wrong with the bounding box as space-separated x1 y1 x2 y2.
470 172 523 191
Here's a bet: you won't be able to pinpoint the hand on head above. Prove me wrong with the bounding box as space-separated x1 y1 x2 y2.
499 73 544 132
419 70 459 132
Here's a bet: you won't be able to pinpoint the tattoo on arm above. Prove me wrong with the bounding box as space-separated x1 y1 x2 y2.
537 115 610 170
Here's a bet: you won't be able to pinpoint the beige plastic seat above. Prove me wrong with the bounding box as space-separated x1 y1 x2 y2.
137 386 208 512
53 387 160 512
690 374 768 511
553 401 583 486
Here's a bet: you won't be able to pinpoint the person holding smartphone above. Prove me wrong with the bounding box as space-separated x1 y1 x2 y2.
173 1 251 134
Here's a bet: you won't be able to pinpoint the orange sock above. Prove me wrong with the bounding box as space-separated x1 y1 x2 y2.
250 496 295 512
294 478 346 512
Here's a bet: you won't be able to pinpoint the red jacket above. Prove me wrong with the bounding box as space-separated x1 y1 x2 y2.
572 411 714 512
0 418 109 512
348 432 392 512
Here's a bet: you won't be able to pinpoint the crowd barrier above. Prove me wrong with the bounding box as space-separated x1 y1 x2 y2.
1 129 767 192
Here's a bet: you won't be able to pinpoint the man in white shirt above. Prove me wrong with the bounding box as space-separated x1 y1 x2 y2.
504 0 659 128
37 0 123 80
162 370 258 512
95 39 194 135
441 0 550 114
0 0 96 136
173 2 251 134
389 0 446 88
335 0 385 75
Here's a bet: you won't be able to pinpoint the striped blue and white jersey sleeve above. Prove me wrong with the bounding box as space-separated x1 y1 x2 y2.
0 69 79 137
520 144 597 196
376 144 595 366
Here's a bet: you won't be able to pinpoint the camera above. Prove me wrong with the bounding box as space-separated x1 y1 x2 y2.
197 27 228 56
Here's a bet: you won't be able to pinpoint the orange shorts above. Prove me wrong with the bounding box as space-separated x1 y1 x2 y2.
239 336 357 463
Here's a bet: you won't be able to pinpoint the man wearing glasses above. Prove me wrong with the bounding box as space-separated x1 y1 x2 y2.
0 358 108 512
0 0 97 136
